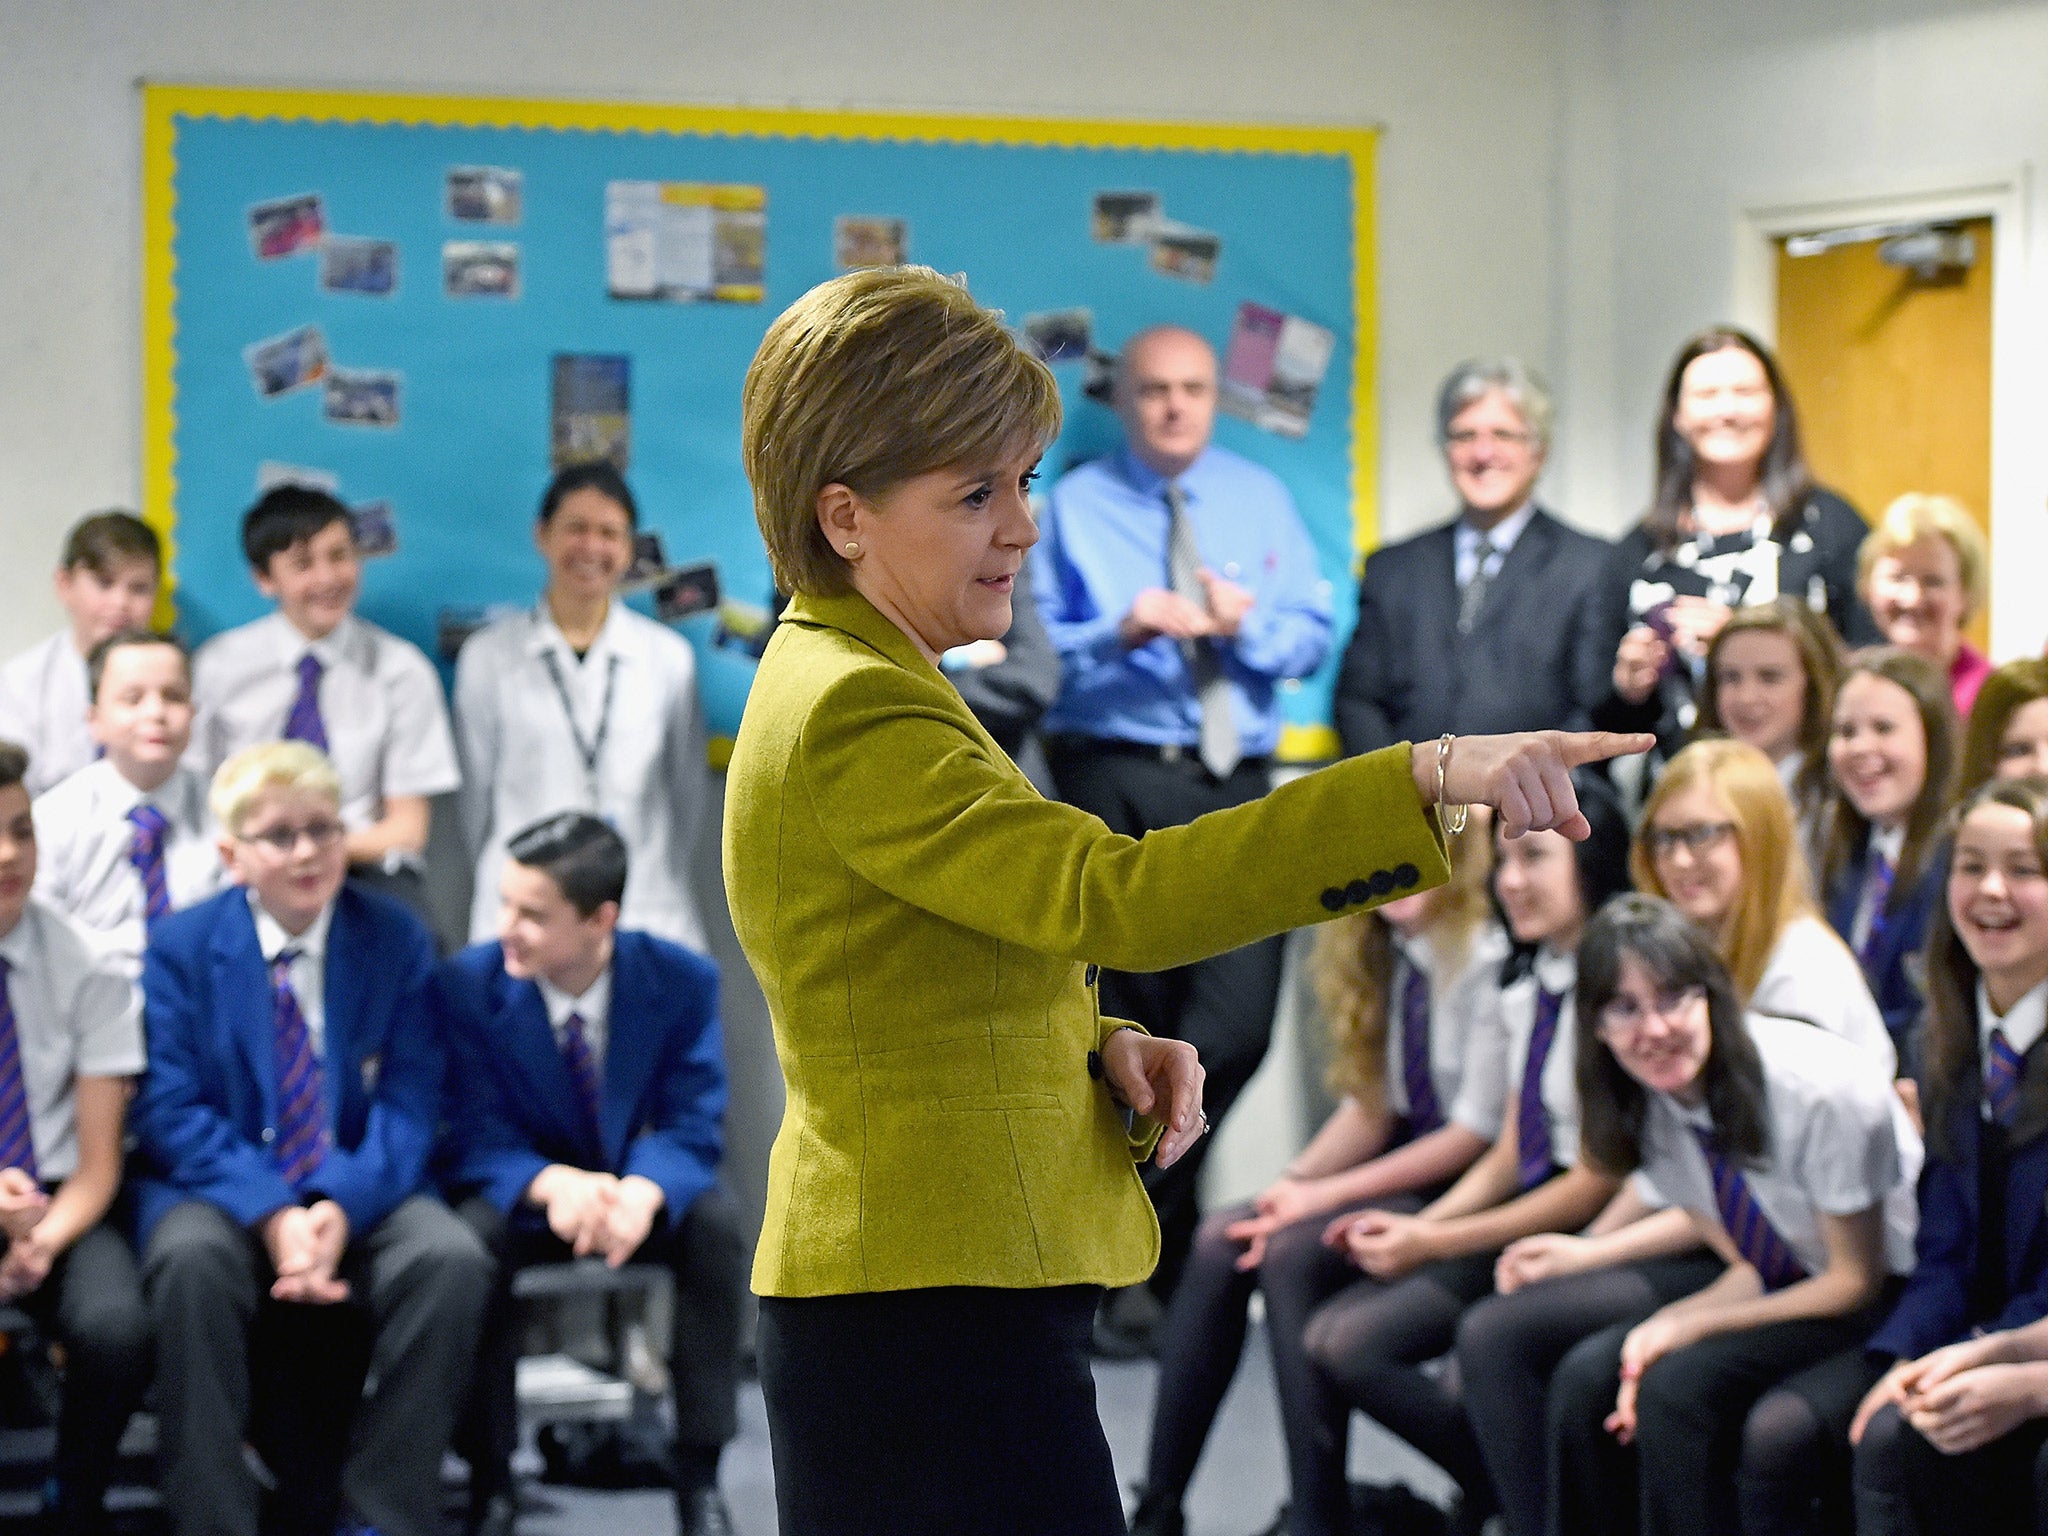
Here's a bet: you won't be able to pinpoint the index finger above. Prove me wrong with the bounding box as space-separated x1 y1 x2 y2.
1557 731 1656 767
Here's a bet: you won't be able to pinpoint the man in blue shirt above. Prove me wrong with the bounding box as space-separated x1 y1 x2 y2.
1033 324 1331 1333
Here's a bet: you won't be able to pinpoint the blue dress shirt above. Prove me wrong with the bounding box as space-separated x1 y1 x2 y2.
1032 445 1332 756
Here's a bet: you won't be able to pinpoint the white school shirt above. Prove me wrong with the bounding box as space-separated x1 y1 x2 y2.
537 965 613 1075
251 893 334 1057
1639 1012 1921 1278
0 633 93 798
1458 945 1581 1168
1384 922 1512 1137
454 602 708 950
1979 977 2048 1119
0 899 146 1181
31 759 224 976
1752 916 1897 1075
190 613 460 837
1848 823 1908 955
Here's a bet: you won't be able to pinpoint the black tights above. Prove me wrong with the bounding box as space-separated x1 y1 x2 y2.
1853 1400 2048 1535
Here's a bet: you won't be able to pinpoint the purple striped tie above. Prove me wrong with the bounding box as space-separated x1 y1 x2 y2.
1694 1126 1807 1291
1857 851 1896 971
282 652 329 754
1987 1028 2026 1127
560 1011 604 1149
1400 964 1443 1135
0 960 37 1181
1516 987 1565 1190
127 803 172 922
270 951 331 1189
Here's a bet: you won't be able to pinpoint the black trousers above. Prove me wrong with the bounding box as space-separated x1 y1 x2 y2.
1550 1299 1893 1536
10 1221 152 1533
1455 1254 1725 1536
1854 1399 2048 1535
142 1195 494 1536
757 1284 1125 1536
1045 742 1285 1298
454 1186 748 1499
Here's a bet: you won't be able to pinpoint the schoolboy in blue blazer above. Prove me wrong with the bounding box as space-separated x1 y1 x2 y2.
437 812 744 1536
132 742 491 1536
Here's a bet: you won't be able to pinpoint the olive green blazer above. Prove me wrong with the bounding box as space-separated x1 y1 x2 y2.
723 590 1450 1297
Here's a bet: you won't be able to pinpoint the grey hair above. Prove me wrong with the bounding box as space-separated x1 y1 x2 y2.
1434 358 1554 449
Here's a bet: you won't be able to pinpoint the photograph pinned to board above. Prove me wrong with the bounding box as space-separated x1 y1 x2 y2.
1082 348 1119 404
551 353 630 469
248 194 325 260
243 324 329 398
319 236 398 297
351 499 398 558
1220 301 1335 438
255 461 339 495
1091 191 1161 244
446 166 523 225
655 561 722 624
444 241 520 298
606 181 766 303
1023 308 1092 365
834 215 908 270
324 367 401 428
623 530 668 591
1149 223 1221 285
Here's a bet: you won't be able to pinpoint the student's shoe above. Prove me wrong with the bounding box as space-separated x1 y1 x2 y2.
677 1484 735 1536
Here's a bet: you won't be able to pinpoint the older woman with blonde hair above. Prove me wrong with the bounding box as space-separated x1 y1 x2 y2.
722 265 1648 1535
1858 492 1993 718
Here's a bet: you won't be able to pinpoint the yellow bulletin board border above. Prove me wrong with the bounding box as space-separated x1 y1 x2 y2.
140 84 1377 761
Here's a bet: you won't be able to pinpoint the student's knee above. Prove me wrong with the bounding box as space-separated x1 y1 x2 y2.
1549 1329 1623 1437
1740 1386 1823 1488
143 1201 259 1310
1452 1288 1516 1374
1634 1352 1711 1444
1850 1401 1923 1495
393 1199 497 1307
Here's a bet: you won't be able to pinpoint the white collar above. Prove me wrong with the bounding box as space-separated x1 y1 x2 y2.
1459 501 1538 555
0 902 44 967
537 963 612 1029
273 610 356 669
248 890 335 965
1982 976 2048 1061
1533 944 1577 995
87 756 182 814
528 600 633 663
1774 750 1805 793
1869 823 1907 869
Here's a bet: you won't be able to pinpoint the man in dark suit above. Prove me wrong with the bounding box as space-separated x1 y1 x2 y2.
1334 359 1611 755
436 812 745 1536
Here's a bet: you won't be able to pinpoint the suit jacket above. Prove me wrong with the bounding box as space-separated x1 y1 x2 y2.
130 883 443 1248
1333 508 1612 756
433 932 726 1227
1825 836 1946 1076
723 589 1450 1297
1869 1094 2048 1360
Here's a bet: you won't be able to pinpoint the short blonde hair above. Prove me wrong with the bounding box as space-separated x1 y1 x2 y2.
740 266 1062 597
209 741 341 835
1859 493 1990 622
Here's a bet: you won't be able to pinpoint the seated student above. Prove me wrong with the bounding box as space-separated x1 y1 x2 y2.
1545 895 1920 1536
1956 657 2048 798
436 813 745 1536
132 741 490 1536
1131 819 1509 1536
0 512 162 798
0 741 151 1534
1852 777 2048 1533
1291 777 1632 1536
191 486 459 919
32 630 222 973
1822 647 1959 1076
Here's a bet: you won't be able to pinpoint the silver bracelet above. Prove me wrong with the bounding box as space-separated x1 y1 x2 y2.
1436 732 1470 835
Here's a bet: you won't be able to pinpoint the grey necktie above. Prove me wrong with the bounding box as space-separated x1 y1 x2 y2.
1458 535 1504 635
1165 483 1242 778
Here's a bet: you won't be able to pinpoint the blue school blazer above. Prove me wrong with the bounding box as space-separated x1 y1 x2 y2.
1826 836 1946 1074
130 883 444 1248
432 932 726 1227
1869 1090 2048 1361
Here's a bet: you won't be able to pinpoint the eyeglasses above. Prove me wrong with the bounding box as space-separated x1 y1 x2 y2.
237 820 346 855
1645 822 1736 859
1444 428 1533 451
1596 985 1706 1039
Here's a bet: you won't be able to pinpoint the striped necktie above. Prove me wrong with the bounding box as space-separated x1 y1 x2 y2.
1987 1029 2026 1127
1457 536 1504 634
282 651 329 754
1164 483 1241 780
270 950 331 1189
1400 963 1443 1135
0 959 38 1181
1857 851 1896 970
560 1011 605 1151
1516 987 1565 1190
1694 1125 1807 1291
127 802 172 922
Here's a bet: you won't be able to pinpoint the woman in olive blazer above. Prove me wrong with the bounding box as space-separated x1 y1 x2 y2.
726 266 1645 1536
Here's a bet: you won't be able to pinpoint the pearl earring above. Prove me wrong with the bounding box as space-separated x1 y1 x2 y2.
844 541 860 556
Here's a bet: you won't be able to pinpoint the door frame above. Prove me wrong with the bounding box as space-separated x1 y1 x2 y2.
1729 168 2040 658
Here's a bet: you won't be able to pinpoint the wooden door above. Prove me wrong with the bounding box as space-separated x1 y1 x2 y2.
1775 216 1994 647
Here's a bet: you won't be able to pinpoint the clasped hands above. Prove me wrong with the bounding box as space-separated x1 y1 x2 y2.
1119 572 1254 649
0 1168 54 1302
1850 1334 2048 1457
262 1199 352 1304
527 1166 666 1267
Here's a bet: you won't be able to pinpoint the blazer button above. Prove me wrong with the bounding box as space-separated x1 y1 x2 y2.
261 1127 276 1144
1345 879 1372 906
1084 964 1099 986
1395 862 1421 889
1370 869 1396 897
1321 887 1348 912
1086 1050 1104 1081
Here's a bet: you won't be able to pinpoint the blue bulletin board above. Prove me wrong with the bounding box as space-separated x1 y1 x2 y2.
142 86 1377 759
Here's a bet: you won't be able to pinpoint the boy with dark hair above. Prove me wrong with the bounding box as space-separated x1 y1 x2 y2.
191 486 458 918
436 811 744 1536
34 631 222 973
0 512 163 796
0 738 154 1533
134 741 490 1536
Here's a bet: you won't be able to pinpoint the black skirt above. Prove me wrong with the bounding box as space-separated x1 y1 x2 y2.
757 1283 1126 1536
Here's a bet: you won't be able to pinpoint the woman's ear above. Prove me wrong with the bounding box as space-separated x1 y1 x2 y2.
815 482 864 556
